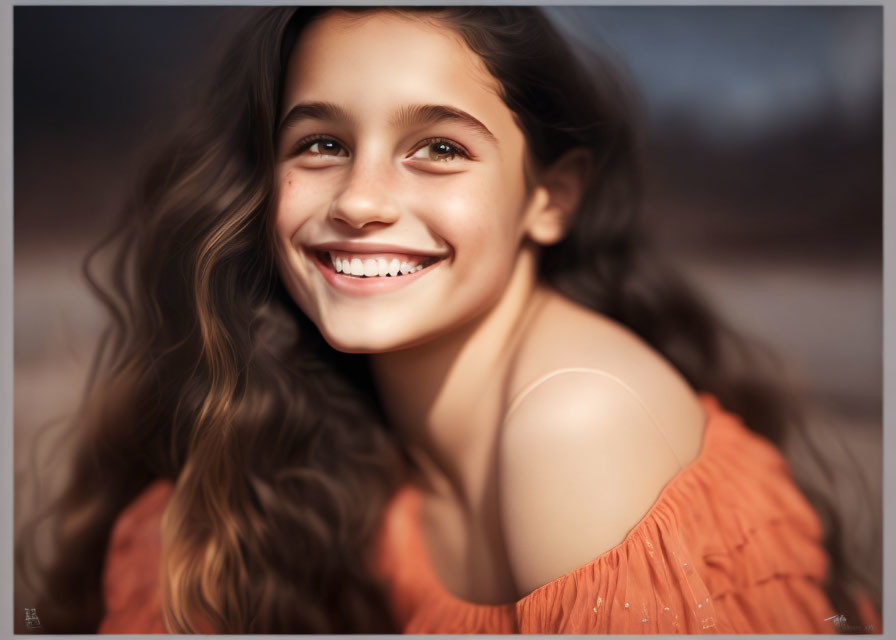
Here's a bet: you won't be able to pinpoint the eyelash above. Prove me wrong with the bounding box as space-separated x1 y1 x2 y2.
412 137 472 162
291 134 472 162
293 134 347 158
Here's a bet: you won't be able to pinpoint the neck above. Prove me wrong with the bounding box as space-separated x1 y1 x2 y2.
368 247 548 511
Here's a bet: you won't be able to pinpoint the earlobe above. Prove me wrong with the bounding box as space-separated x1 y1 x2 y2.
525 148 592 246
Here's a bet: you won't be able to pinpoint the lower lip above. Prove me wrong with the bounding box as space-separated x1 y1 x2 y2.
311 252 443 295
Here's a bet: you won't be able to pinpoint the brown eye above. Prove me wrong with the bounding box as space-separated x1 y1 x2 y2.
308 139 346 156
428 141 458 161
408 138 471 163
295 136 349 158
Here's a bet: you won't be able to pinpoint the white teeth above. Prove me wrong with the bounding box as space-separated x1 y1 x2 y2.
327 252 436 277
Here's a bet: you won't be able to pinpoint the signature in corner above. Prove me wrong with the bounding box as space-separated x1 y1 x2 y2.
824 613 873 633
24 608 41 630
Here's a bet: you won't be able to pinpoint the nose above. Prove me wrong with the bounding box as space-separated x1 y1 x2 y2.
329 158 401 230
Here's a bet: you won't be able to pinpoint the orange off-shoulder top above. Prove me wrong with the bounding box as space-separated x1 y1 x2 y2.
98 395 881 634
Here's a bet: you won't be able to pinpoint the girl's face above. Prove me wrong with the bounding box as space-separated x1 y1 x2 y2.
274 10 544 353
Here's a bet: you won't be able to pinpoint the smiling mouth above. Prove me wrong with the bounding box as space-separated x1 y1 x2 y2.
314 250 443 278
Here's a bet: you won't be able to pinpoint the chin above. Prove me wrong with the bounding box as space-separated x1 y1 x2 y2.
317 321 447 354
318 327 409 354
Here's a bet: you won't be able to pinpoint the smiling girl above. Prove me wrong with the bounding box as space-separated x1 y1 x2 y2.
25 6 877 634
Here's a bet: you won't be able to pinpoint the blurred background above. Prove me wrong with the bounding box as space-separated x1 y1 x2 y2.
14 5 882 619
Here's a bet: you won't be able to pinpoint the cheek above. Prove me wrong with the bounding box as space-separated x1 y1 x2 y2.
274 169 304 238
271 171 320 308
431 180 526 263
274 168 331 242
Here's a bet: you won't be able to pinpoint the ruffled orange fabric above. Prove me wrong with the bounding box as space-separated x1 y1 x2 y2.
372 394 874 633
99 479 172 633
99 394 880 634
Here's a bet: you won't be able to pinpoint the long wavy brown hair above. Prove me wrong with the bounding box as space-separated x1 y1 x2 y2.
17 6 876 633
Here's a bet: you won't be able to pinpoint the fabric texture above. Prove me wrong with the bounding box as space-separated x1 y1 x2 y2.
98 394 880 634
98 478 171 634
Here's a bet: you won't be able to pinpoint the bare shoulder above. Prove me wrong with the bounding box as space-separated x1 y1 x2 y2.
498 289 707 596
506 288 706 465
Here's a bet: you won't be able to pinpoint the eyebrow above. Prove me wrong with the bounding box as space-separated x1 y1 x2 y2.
390 104 498 145
277 101 498 145
277 101 356 136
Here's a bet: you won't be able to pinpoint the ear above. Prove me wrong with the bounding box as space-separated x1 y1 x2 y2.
524 148 592 246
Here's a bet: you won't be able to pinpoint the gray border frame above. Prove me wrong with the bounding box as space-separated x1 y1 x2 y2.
4 1 890 639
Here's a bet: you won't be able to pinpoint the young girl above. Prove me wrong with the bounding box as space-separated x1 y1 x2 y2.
24 6 879 634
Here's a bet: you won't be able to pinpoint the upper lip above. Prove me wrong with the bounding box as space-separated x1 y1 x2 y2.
307 241 449 258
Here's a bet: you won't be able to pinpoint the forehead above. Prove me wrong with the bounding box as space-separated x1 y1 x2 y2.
281 10 503 118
